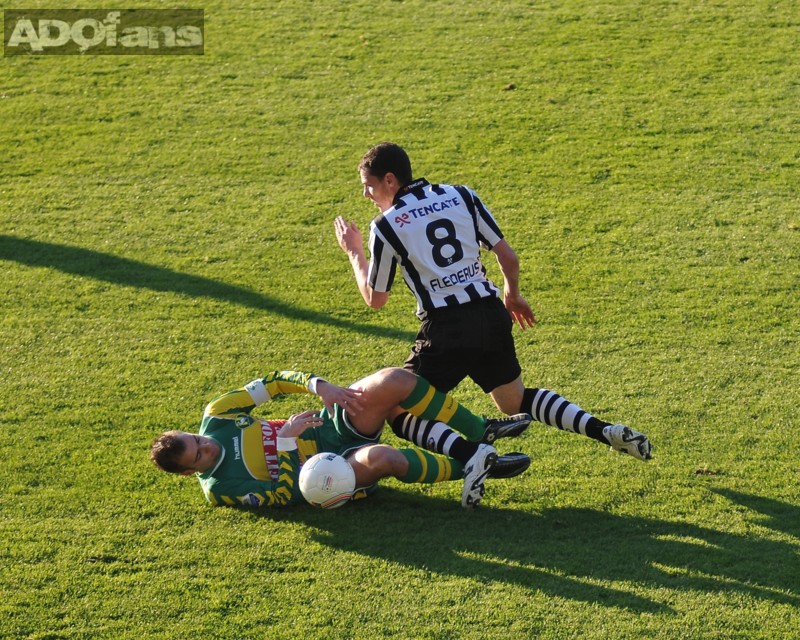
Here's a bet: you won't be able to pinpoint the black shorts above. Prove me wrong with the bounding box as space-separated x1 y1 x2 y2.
403 296 522 393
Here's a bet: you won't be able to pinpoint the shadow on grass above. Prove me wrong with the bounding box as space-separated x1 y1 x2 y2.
0 234 415 341
712 488 800 539
259 488 800 614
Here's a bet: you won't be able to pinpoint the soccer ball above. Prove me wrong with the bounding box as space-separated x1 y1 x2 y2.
299 452 356 509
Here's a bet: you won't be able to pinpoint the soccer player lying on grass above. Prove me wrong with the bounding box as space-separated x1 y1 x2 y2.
150 367 532 509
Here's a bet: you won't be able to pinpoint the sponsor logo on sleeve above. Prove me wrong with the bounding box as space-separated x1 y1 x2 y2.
239 493 264 508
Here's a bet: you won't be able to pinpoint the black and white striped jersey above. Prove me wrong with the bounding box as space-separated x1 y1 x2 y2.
367 178 504 319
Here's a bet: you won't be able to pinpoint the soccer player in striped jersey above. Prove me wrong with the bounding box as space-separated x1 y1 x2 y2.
150 367 532 509
334 142 652 465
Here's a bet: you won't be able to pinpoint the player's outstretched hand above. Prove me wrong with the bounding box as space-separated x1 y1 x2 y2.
316 379 365 415
279 410 324 437
504 292 537 330
334 216 364 256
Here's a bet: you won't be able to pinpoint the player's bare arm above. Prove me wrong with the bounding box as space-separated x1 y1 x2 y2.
492 239 536 329
334 216 390 309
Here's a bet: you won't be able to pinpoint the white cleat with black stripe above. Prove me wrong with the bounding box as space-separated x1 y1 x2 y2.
461 443 497 509
602 424 652 461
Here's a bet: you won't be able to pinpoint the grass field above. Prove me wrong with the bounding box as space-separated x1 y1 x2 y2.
1 0 798 638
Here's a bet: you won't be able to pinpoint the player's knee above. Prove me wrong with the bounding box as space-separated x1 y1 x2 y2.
352 444 404 482
359 367 415 403
377 367 415 392
373 366 404 380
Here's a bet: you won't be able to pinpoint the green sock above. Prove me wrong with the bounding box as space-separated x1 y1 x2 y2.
399 375 485 441
398 448 464 483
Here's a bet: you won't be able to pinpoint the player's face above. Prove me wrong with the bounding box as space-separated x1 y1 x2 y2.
360 169 398 213
175 433 221 475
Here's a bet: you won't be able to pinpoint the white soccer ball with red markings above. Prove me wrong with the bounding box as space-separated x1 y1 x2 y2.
299 452 355 509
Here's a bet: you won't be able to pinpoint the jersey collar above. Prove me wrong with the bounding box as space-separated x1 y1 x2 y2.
200 441 225 479
392 177 430 207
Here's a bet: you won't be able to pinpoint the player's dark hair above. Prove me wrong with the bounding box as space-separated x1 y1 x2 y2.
359 142 413 186
150 431 189 474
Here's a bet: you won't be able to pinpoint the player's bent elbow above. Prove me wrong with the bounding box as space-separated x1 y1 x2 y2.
493 240 520 270
365 290 390 309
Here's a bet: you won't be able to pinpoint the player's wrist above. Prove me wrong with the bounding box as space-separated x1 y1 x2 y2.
308 377 327 395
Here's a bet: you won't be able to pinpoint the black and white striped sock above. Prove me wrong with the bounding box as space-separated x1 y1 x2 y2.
391 412 478 465
522 388 610 443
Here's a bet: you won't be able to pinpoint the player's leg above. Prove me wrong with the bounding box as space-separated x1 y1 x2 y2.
489 376 652 461
342 367 419 435
389 413 530 476
347 444 463 487
348 367 531 508
397 371 531 442
469 299 651 458
387 389 529 508
347 442 512 510
488 377 526 415
349 367 516 442
493 376 610 441
390 412 478 462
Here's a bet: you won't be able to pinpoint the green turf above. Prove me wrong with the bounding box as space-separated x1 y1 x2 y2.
1 0 798 638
